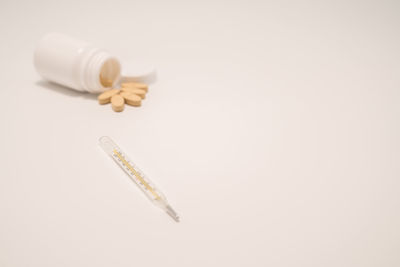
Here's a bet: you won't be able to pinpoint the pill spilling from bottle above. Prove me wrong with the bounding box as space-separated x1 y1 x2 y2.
97 82 149 112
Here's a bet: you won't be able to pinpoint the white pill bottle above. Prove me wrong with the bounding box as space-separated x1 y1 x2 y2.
34 33 121 93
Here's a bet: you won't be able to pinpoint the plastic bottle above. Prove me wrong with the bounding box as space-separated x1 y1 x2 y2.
34 33 121 93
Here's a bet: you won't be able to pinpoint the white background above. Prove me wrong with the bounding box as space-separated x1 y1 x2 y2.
0 0 399 266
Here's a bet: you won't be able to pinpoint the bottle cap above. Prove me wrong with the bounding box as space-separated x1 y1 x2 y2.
120 60 157 85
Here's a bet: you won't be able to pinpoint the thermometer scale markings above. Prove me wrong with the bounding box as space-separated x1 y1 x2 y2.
113 149 160 199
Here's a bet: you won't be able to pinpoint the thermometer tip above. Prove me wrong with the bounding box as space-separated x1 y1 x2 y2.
165 205 180 222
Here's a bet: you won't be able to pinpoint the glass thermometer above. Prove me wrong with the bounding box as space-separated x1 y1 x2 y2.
99 136 179 222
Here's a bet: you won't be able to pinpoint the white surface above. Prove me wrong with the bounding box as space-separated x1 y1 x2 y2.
0 0 399 266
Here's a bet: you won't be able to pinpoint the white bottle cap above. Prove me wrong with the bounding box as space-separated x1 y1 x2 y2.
120 61 157 85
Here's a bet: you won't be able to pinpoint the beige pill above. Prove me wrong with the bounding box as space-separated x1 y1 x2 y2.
100 77 113 88
111 95 125 112
123 93 141 107
121 88 146 99
119 91 133 98
119 90 141 101
121 82 148 92
98 89 120 104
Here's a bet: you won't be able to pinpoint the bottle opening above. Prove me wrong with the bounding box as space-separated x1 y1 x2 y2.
99 58 121 88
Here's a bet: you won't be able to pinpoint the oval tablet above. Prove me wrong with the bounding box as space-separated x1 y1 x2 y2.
119 91 133 98
98 89 120 105
121 82 148 92
123 94 141 107
121 88 146 99
111 95 125 112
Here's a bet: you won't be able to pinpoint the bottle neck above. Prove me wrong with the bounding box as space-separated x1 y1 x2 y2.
80 48 120 93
